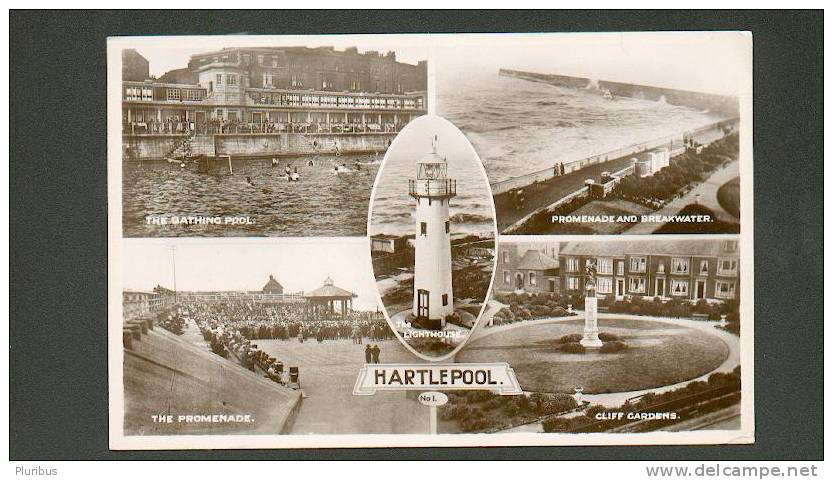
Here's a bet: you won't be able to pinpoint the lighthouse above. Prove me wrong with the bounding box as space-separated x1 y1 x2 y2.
409 135 457 330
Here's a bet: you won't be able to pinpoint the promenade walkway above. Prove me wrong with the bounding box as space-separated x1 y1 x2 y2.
257 338 430 434
493 156 634 231
625 160 740 234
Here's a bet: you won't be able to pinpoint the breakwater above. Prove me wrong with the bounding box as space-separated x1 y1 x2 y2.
499 69 739 116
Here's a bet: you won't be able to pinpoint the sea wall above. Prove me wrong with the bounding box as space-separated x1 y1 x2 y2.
490 118 737 195
215 132 396 158
123 134 188 160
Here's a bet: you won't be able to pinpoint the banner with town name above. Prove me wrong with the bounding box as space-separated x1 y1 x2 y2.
108 32 754 449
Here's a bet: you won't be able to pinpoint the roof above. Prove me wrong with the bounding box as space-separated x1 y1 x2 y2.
158 67 198 85
304 276 356 299
371 234 401 240
517 250 560 270
417 151 446 165
262 275 283 292
560 240 737 258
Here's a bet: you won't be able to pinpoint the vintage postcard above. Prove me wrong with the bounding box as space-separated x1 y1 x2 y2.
108 32 753 449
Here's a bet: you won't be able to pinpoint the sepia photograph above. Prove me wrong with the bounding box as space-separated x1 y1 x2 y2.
435 33 748 235
118 240 442 436
106 31 756 450
368 115 497 359
117 38 428 237
446 237 744 434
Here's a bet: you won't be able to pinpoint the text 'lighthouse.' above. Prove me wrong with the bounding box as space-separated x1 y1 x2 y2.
409 136 457 330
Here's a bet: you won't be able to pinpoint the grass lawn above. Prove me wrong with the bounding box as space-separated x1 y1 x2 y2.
717 176 741 218
457 318 729 394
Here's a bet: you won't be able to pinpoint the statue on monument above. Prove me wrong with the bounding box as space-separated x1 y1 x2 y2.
580 259 603 348
584 259 598 298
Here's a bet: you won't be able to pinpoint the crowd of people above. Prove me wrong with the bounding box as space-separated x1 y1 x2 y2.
157 299 397 389
123 118 403 136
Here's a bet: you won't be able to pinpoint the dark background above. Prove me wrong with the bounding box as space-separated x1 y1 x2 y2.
9 10 823 460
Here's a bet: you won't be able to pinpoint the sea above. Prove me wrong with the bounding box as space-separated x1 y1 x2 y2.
368 116 495 238
123 74 720 238
123 154 380 237
437 73 723 185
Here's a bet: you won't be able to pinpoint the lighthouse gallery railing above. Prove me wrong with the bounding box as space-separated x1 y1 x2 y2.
409 178 457 198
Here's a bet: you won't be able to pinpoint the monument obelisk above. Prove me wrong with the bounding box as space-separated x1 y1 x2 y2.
580 260 603 348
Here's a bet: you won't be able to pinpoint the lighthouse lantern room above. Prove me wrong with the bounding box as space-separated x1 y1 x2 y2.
409 135 457 330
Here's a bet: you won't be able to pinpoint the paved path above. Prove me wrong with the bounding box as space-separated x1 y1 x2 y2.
257 339 431 434
493 155 635 231
625 160 740 234
663 404 741 431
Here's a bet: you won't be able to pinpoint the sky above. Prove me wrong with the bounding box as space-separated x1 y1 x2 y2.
121 240 380 310
434 32 751 96
122 32 749 94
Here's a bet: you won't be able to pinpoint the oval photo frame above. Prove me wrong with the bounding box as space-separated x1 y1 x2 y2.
367 115 498 362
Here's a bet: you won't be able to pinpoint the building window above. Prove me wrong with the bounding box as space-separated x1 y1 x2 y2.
629 256 646 273
504 271 510 284
420 222 427 236
183 89 204 101
257 54 264 65
718 258 738 276
671 257 690 274
629 277 646 294
264 74 274 88
442 294 448 306
723 240 738 252
715 281 736 299
503 251 509 264
567 276 580 291
226 74 238 86
700 260 709 275
671 279 690 296
166 88 181 101
566 257 580 272
445 221 450 234
215 109 224 119
616 260 624 276
242 54 250 65
597 277 612 294
216 73 223 86
529 272 537 286
597 257 613 275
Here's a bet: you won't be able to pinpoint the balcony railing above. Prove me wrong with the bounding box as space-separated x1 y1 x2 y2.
409 178 457 198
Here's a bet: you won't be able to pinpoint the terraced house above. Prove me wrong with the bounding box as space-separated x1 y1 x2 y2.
559 239 739 301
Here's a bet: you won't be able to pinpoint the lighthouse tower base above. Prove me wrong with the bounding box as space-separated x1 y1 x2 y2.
408 314 445 331
581 297 603 348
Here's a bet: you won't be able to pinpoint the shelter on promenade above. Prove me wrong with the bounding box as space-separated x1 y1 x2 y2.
303 276 357 319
